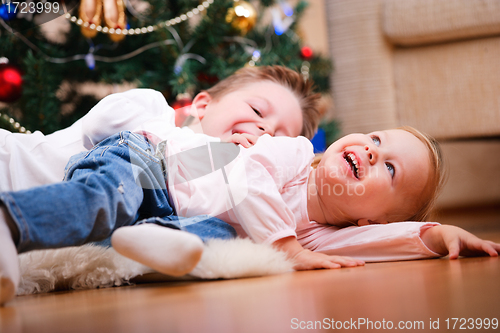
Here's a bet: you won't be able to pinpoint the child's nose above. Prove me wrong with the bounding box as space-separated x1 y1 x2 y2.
257 123 274 136
364 145 378 164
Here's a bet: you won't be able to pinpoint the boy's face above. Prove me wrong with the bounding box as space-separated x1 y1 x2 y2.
188 81 303 140
314 129 431 226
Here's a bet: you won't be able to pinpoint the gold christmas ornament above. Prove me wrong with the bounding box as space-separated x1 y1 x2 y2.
79 0 102 38
103 0 127 42
225 1 257 35
78 0 127 41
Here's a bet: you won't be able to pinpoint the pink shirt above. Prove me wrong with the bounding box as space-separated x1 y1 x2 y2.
297 222 440 262
166 135 311 243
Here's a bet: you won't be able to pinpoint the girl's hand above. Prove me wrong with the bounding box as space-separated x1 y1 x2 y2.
421 225 500 259
273 236 364 271
224 133 259 148
292 249 365 271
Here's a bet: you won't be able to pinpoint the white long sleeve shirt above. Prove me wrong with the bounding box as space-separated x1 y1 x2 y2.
0 89 189 191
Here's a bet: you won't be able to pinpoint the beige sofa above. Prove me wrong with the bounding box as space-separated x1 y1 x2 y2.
325 0 500 228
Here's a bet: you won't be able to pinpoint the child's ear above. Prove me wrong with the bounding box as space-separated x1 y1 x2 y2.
357 218 388 226
190 91 212 120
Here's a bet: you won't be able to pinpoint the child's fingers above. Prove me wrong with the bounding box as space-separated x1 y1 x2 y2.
327 256 365 267
486 240 500 252
239 138 251 148
231 133 259 148
449 238 498 258
293 252 364 271
447 240 460 259
466 239 499 257
481 242 499 257
231 135 251 148
245 134 259 145
322 261 341 269
239 133 258 146
292 259 340 270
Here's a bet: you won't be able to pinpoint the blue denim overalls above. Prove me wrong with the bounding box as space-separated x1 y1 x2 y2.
0 131 236 253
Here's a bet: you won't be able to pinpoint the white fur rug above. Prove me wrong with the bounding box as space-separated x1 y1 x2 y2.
17 238 294 295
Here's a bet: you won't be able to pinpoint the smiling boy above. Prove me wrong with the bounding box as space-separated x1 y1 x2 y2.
0 65 320 193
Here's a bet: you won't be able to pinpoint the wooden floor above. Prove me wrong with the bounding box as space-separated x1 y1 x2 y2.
1 232 500 333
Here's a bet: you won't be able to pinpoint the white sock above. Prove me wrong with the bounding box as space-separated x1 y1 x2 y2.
111 224 204 277
0 207 20 306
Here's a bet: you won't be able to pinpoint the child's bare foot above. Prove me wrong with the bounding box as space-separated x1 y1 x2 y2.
111 224 204 277
0 207 20 306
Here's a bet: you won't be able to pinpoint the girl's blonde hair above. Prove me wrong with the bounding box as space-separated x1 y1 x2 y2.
310 126 446 222
205 65 322 139
397 126 446 222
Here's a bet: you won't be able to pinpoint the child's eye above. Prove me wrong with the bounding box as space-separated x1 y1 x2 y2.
386 162 395 178
252 107 263 117
371 135 381 146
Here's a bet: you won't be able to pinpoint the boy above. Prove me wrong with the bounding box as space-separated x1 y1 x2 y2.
0 65 320 192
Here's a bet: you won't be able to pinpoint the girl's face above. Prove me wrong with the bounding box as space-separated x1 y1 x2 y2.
313 129 431 226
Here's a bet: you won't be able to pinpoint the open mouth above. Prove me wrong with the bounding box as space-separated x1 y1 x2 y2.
343 152 360 179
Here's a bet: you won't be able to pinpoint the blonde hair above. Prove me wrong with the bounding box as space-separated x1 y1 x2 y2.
397 126 446 222
310 126 446 222
311 153 323 169
205 65 322 139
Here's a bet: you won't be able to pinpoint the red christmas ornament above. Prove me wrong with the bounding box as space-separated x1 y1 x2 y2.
0 63 23 103
172 97 193 127
300 46 313 60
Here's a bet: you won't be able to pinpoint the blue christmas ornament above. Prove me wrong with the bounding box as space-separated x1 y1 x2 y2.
85 53 95 70
0 3 18 20
174 65 182 75
271 7 294 36
274 26 285 36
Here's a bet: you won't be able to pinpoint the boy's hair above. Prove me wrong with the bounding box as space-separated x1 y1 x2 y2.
205 65 322 139
398 126 446 222
310 126 446 222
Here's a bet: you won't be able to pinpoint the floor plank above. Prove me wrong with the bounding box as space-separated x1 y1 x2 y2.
2 254 499 333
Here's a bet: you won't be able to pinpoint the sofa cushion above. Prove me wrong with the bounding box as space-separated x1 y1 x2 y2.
383 0 500 46
393 37 500 140
437 140 500 209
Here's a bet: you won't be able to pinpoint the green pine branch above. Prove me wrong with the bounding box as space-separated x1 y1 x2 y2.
0 0 333 133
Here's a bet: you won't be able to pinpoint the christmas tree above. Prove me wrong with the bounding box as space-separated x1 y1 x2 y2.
0 0 335 143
